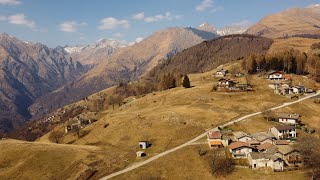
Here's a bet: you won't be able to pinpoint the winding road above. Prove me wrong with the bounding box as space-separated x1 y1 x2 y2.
101 91 320 180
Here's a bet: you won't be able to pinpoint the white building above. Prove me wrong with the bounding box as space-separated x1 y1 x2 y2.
268 71 283 80
269 126 296 140
215 69 228 77
139 141 151 149
291 86 305 94
278 113 301 125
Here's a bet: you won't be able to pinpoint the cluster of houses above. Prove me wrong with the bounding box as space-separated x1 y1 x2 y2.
65 117 97 133
267 71 315 96
214 69 252 92
207 113 304 171
215 78 253 92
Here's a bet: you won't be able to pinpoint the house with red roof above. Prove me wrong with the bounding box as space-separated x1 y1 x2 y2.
207 130 223 148
228 141 254 158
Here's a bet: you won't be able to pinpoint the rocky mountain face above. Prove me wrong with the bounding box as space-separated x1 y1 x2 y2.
30 27 219 118
62 39 128 66
246 4 320 38
0 33 88 132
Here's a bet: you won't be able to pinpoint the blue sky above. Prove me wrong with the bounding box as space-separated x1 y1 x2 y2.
0 0 319 47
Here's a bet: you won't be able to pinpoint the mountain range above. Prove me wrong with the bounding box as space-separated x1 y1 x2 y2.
61 39 129 66
0 33 88 132
1 4 320 133
29 27 219 119
246 4 320 38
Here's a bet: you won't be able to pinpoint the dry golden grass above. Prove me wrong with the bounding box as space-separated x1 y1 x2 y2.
269 37 320 53
0 139 98 180
115 145 306 180
2 62 319 179
227 115 279 134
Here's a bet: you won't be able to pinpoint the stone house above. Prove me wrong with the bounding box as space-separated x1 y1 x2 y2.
248 150 284 171
277 145 303 167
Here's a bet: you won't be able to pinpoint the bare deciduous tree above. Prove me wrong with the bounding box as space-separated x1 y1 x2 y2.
295 135 320 180
49 129 64 143
208 150 234 177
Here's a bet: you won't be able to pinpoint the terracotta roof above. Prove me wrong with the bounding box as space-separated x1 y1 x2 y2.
257 143 274 151
274 140 289 145
274 125 295 131
268 71 283 75
210 141 222 146
207 131 221 139
229 141 252 150
283 75 292 80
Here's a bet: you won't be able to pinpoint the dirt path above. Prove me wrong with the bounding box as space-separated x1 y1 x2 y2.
100 91 320 180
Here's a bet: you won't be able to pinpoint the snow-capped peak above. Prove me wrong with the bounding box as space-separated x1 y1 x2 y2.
63 38 128 54
307 4 320 8
198 22 217 33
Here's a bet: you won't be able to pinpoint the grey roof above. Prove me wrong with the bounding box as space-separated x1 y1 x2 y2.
277 145 295 155
233 131 250 139
252 132 274 142
274 125 295 131
271 153 283 161
278 113 300 119
250 148 281 161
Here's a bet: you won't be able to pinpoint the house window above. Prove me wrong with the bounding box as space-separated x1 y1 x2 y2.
265 163 267 167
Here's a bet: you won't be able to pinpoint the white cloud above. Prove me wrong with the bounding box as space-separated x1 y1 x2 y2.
231 20 252 27
129 37 144 45
210 6 224 13
59 21 87 32
132 12 145 20
0 0 20 5
196 0 213 12
98 17 130 30
113 32 125 38
144 12 181 23
8 14 35 29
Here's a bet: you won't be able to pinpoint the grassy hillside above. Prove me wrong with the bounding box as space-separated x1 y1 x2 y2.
2 61 319 179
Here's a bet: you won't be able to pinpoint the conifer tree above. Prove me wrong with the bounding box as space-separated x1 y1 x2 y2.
182 75 191 88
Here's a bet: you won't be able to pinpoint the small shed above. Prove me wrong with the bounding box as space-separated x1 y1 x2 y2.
139 141 151 149
136 151 146 157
